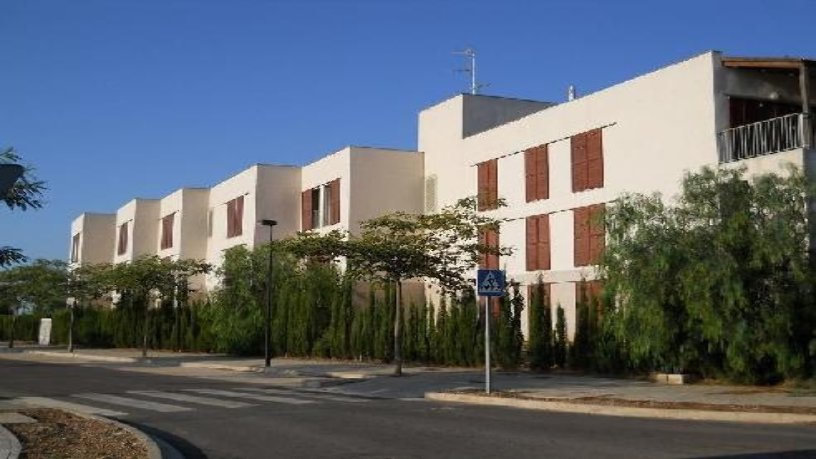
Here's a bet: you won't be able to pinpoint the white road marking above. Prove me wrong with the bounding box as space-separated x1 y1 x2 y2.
235 387 369 403
127 390 254 409
16 397 127 417
72 393 192 413
185 389 314 405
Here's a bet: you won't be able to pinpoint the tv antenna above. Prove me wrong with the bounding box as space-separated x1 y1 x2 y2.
453 48 487 95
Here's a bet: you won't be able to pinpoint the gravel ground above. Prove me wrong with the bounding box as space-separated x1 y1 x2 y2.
5 409 148 459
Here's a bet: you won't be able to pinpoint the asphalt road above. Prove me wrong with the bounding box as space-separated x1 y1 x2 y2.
1 358 815 459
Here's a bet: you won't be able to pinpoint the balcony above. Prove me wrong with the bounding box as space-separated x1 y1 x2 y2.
717 113 812 163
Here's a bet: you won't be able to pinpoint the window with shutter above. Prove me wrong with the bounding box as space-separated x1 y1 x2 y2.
588 204 605 264
330 179 340 225
587 129 604 189
477 159 498 211
161 213 174 250
525 145 549 202
479 226 500 269
71 233 80 263
573 207 589 267
574 204 605 266
526 214 551 271
571 132 588 192
226 196 244 238
572 129 604 192
301 189 313 231
117 223 128 256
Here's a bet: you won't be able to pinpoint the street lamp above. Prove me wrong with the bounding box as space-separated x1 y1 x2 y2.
259 219 278 367
0 164 24 198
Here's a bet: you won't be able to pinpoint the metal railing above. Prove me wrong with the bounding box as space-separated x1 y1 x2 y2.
717 113 810 163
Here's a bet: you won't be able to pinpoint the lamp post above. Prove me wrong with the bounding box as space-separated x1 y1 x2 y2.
259 219 278 367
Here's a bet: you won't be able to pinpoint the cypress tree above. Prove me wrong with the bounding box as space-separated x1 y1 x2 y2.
554 305 568 368
528 279 553 371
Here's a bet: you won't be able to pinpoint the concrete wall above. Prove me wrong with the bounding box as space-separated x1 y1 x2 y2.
114 199 160 263
157 188 210 261
70 213 115 266
348 147 424 234
301 148 352 234
419 51 722 337
254 165 302 246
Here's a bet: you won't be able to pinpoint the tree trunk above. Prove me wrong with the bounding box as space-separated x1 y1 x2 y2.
393 280 403 376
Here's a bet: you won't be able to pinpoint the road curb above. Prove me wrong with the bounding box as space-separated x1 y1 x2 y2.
67 410 162 459
424 392 816 425
22 350 139 363
0 425 21 459
179 361 263 372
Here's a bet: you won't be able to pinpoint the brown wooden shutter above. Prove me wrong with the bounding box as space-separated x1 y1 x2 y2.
537 214 551 270
226 199 236 237
71 234 80 263
488 159 498 210
573 207 589 266
301 189 312 231
587 129 604 189
524 148 537 202
536 145 549 200
477 161 489 211
525 216 538 270
571 132 588 192
330 179 340 224
161 214 174 249
235 195 244 237
488 228 499 269
479 228 487 268
118 223 128 255
589 204 605 264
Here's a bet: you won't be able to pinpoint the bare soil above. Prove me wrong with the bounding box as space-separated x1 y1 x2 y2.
5 408 148 459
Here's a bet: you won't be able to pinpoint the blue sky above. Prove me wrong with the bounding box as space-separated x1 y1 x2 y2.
2 0 814 261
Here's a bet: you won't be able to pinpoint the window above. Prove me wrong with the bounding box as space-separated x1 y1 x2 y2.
477 159 498 211
311 187 321 228
479 226 500 269
117 222 128 256
70 233 80 263
322 179 341 226
573 204 605 267
226 195 244 238
303 179 341 231
301 189 314 231
571 129 604 192
525 214 550 271
525 144 549 202
160 213 174 250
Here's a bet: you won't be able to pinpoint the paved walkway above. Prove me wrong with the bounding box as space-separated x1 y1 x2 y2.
4 346 816 414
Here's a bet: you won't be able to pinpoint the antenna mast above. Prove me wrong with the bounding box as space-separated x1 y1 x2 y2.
453 48 479 95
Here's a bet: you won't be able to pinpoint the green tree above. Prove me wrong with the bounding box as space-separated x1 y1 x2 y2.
527 278 553 371
602 166 816 382
1 147 46 267
102 256 210 358
554 305 568 368
0 259 68 348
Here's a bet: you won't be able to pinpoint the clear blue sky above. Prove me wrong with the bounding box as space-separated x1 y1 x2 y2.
2 0 813 261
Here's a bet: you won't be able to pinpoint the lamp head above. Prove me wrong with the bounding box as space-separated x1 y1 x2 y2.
259 219 278 227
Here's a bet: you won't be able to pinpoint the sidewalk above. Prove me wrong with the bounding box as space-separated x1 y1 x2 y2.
5 346 816 423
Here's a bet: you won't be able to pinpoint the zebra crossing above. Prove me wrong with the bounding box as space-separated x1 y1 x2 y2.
17 386 372 417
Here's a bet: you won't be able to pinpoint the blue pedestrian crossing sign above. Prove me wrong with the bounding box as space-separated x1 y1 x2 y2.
477 269 506 297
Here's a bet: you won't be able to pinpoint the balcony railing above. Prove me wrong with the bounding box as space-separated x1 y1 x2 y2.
717 113 811 163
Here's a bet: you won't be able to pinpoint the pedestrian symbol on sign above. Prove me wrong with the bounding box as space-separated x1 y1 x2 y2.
477 269 505 297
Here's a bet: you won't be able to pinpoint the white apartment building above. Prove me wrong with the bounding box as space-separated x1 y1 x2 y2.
69 213 116 267
70 50 814 336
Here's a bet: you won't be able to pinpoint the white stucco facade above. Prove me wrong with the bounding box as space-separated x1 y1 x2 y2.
71 50 814 338
69 213 116 267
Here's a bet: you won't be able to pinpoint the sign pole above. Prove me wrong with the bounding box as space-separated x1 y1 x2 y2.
484 297 491 394
477 269 503 395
